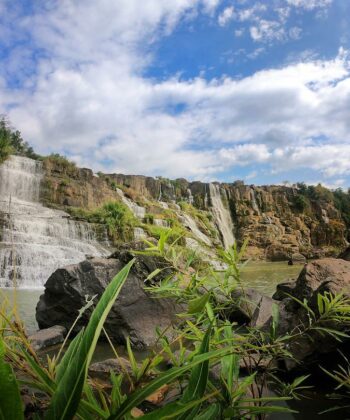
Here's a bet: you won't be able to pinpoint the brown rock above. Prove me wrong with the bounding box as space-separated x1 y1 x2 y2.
29 325 66 351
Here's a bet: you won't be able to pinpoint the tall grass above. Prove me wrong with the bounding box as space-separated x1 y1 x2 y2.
1 230 350 418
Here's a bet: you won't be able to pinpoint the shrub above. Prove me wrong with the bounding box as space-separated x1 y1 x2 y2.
0 116 39 160
44 153 78 177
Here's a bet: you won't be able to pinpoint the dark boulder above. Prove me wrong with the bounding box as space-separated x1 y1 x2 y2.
36 249 184 349
224 288 277 328
272 280 297 301
285 258 350 306
338 246 350 261
274 258 350 370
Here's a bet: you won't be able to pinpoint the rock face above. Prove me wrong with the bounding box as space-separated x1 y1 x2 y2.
41 156 349 260
29 325 66 351
36 250 183 349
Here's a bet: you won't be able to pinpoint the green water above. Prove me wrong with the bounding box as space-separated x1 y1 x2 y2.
0 261 302 335
0 289 43 334
241 261 303 296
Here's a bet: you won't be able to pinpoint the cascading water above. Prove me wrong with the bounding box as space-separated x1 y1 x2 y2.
250 189 260 215
187 189 194 205
180 213 211 246
115 188 145 219
209 183 235 249
0 156 109 288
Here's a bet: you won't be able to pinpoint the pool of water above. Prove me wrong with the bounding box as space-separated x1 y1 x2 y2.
0 288 43 335
0 262 302 334
241 261 303 296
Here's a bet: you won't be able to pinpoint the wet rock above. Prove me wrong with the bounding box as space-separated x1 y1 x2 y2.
36 249 184 349
29 325 66 351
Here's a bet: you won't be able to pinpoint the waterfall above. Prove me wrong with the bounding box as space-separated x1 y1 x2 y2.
209 183 235 249
250 189 260 215
180 213 211 246
187 189 194 205
115 188 145 219
0 156 109 288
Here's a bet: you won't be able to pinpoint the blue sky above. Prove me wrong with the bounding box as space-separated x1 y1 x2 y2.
0 0 350 188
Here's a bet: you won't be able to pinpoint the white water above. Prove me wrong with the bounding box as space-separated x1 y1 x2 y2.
187 189 194 205
180 213 211 246
209 183 235 249
0 156 109 288
115 188 145 219
250 189 260 215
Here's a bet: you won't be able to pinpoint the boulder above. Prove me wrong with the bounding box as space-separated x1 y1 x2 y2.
286 258 350 306
338 246 350 261
89 357 133 381
272 280 297 300
273 258 350 370
225 288 276 328
29 325 66 351
36 250 184 349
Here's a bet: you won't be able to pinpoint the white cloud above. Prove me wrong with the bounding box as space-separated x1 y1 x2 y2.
289 26 302 40
234 28 244 37
286 0 332 11
218 6 235 26
0 1 349 184
250 20 285 43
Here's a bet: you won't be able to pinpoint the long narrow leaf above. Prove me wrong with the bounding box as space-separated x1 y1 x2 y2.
45 259 134 420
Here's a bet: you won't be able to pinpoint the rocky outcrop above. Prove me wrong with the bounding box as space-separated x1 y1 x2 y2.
29 325 66 351
36 250 184 349
228 258 350 370
39 156 349 260
339 246 350 261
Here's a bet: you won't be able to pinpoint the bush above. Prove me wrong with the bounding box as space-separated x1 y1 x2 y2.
0 116 39 160
293 194 309 213
0 131 12 164
44 153 78 177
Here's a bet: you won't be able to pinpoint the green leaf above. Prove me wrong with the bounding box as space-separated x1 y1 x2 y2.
193 403 221 420
0 338 24 420
188 293 210 314
108 347 230 420
45 259 134 420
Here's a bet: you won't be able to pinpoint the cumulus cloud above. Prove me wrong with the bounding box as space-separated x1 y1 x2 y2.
0 1 349 185
218 6 235 26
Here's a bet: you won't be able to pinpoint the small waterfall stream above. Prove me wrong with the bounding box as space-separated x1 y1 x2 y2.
209 183 235 249
0 156 109 288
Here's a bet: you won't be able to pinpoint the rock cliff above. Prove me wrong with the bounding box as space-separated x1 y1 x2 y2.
41 156 349 261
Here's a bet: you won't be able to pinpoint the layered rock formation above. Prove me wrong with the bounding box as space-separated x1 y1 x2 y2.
41 156 349 261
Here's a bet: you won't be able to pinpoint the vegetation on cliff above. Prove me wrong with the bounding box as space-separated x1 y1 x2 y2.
0 116 39 162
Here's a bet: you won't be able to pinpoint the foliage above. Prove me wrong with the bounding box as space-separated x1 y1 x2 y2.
293 194 309 213
68 201 137 242
0 116 39 161
44 154 78 177
2 230 350 418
